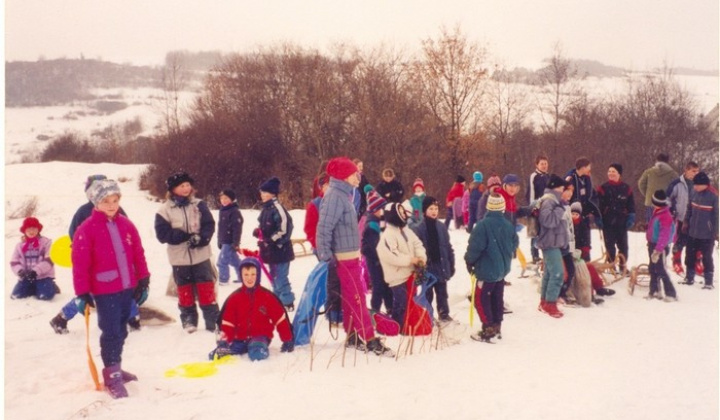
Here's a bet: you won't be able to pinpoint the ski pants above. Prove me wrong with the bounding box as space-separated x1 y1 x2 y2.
602 226 629 268
474 280 504 328
685 237 715 285
336 258 374 341
648 243 676 298
95 289 133 367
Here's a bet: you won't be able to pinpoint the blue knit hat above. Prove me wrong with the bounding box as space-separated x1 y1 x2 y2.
259 177 281 195
473 171 483 183
503 174 520 185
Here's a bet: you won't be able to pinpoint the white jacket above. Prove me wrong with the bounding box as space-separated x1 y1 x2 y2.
376 224 427 287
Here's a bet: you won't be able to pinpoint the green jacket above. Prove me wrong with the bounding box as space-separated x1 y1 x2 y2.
638 162 679 206
464 211 518 283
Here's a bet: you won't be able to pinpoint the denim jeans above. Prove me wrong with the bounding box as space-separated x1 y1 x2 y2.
217 244 241 283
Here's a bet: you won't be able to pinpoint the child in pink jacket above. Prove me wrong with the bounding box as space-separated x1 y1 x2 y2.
72 180 150 399
10 217 56 300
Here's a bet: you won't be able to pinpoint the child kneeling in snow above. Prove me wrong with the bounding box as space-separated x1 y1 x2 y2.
10 217 57 300
209 258 294 361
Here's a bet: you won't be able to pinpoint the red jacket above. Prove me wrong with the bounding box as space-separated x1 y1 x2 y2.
219 285 293 343
445 182 465 207
303 197 322 249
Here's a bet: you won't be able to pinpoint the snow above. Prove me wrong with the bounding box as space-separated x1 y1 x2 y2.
4 162 718 420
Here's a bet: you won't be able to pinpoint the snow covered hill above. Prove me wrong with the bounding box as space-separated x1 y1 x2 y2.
3 162 718 420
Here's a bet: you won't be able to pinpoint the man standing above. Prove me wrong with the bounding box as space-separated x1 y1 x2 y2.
638 153 679 222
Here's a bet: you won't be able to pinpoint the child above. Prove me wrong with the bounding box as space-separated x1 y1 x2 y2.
404 177 426 226
304 174 328 257
537 175 570 318
682 172 718 289
645 190 678 301
254 176 296 311
155 171 219 333
565 157 602 253
10 217 56 300
464 193 518 341
72 180 150 399
377 202 427 329
411 196 455 322
208 258 294 361
50 175 139 334
362 189 392 313
444 175 465 229
527 155 550 263
467 171 484 232
477 175 502 222
376 168 404 203
217 189 244 285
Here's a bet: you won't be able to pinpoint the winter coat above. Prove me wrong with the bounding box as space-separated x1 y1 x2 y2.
217 202 243 249
597 180 635 229
411 217 455 280
361 215 382 267
377 224 426 287
257 198 295 264
316 178 360 261
10 236 55 280
637 162 679 206
667 176 693 222
468 183 484 225
73 210 149 296
303 196 322 249
155 196 215 266
445 182 465 208
464 211 518 283
376 179 404 203
536 190 569 250
69 201 127 239
686 188 719 240
218 260 292 344
358 173 370 216
565 169 601 218
646 206 676 252
407 192 426 225
527 169 550 202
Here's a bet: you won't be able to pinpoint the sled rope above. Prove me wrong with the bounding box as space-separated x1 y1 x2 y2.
84 306 102 391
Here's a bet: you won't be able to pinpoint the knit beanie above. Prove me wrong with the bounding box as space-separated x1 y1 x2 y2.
609 163 623 175
503 174 520 185
486 193 506 212
473 171 483 183
413 178 425 191
87 179 122 206
546 174 567 190
220 189 237 202
326 157 358 180
455 175 466 183
84 174 108 192
166 171 194 192
366 189 387 214
570 202 583 214
384 203 408 227
486 176 502 188
693 172 710 186
652 189 669 207
259 177 281 195
422 196 439 214
363 184 374 194
20 217 43 234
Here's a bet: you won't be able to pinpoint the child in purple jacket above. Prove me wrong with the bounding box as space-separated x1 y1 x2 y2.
72 180 150 399
10 217 56 300
645 190 677 301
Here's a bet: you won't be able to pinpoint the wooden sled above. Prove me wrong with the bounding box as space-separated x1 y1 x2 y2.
627 264 651 295
590 253 629 286
291 238 313 257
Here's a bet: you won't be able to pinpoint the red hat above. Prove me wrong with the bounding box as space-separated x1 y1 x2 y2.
20 217 43 234
412 178 425 191
326 157 358 181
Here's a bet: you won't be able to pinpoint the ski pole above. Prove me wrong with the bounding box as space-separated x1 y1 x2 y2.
84 306 101 391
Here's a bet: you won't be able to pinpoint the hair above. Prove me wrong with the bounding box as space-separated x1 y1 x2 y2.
685 161 699 170
656 153 669 163
317 160 329 176
575 157 591 170
382 168 395 178
535 154 549 165
352 158 362 165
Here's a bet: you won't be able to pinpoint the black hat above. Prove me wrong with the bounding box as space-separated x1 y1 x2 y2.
693 172 710 186
166 171 194 192
455 175 466 183
259 177 281 195
609 163 623 175
422 196 439 214
546 174 567 190
220 189 237 202
384 203 408 228
652 189 669 207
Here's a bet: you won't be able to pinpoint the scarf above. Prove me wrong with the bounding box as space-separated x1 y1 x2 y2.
425 218 441 263
22 236 39 253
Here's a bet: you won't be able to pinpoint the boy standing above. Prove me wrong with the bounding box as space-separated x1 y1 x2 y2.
217 189 243 285
682 172 718 289
537 175 570 318
528 155 550 263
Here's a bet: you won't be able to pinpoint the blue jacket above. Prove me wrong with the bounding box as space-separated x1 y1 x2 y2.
687 188 719 240
257 198 294 264
464 211 518 283
218 202 243 248
565 169 600 218
411 217 455 280
316 178 360 261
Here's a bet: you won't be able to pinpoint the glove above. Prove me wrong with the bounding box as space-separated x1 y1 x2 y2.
133 277 150 306
169 228 191 244
281 341 294 353
466 262 474 274
651 250 662 264
27 270 37 281
594 216 603 229
252 228 261 238
625 213 635 229
74 293 95 313
188 234 203 248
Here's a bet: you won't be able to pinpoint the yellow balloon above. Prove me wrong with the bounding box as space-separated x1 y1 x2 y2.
50 235 73 268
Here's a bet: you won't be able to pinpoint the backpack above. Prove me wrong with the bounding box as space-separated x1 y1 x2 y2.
665 178 685 217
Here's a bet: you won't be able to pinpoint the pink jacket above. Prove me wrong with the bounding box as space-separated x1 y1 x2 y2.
72 210 150 296
10 236 55 279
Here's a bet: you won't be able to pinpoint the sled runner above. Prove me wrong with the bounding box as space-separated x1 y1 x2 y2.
291 238 312 257
627 264 651 295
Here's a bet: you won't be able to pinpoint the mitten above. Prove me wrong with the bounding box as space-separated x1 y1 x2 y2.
74 293 95 313
625 213 636 229
651 250 661 264
466 262 474 274
188 234 203 248
281 341 294 353
26 270 38 281
134 277 150 305
17 269 28 278
252 228 261 238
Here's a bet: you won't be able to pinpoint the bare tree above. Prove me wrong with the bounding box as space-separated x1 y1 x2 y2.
485 65 532 165
158 52 187 135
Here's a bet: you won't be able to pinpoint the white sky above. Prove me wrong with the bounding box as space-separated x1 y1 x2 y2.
4 0 719 70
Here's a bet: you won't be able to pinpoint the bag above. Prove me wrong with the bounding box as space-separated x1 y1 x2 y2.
401 272 436 336
571 258 592 307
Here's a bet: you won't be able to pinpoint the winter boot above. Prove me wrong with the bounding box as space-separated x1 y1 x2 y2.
127 316 141 331
366 337 394 357
49 313 69 334
538 299 547 313
200 303 220 332
672 251 684 275
102 364 128 399
596 287 616 296
179 306 199 333
345 332 366 351
544 301 564 318
121 369 138 383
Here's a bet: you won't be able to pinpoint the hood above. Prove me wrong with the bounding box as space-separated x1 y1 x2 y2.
239 257 262 287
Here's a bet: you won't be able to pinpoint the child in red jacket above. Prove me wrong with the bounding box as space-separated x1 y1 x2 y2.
209 258 294 361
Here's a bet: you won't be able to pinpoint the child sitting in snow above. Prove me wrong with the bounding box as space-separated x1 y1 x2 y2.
10 217 57 300
209 258 294 361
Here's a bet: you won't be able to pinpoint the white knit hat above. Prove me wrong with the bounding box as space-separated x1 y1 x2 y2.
87 179 121 206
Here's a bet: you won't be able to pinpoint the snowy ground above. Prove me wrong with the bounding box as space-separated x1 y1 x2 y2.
4 162 718 420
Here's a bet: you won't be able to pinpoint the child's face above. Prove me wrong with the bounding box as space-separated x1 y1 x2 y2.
562 188 573 201
260 191 274 203
241 266 258 288
383 174 394 182
172 182 193 198
97 194 121 218
536 159 549 172
572 212 581 221
356 162 364 172
694 184 708 192
373 209 384 218
24 227 39 238
504 183 520 196
425 204 439 220
219 194 232 207
607 167 620 182
579 164 592 176
414 186 424 195
345 172 360 188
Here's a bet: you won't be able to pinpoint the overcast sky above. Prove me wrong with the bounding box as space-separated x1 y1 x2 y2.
4 0 719 70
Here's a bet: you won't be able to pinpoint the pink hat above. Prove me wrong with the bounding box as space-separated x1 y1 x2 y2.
20 217 43 234
412 178 425 191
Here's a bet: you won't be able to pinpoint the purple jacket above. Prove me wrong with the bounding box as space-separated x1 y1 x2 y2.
646 206 675 253
10 236 55 279
72 210 150 296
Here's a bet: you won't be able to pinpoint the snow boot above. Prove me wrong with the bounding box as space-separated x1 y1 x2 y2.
121 369 138 383
345 332 366 351
366 337 394 357
544 301 563 318
596 287 616 296
179 306 199 333
702 284 714 290
49 313 69 334
537 299 547 313
201 303 220 332
672 251 684 275
102 364 128 399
